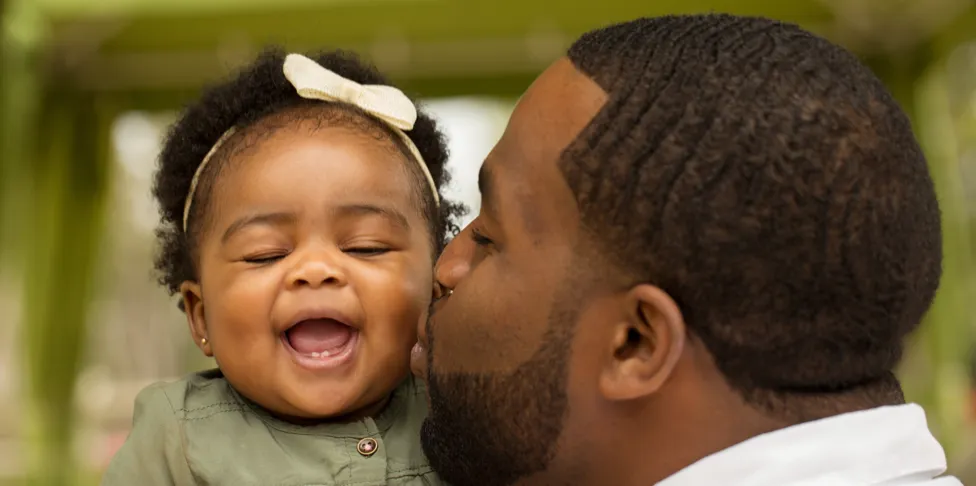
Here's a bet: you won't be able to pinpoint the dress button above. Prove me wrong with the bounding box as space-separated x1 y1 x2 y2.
357 438 378 457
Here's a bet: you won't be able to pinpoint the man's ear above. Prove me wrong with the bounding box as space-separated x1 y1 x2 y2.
180 281 212 357
599 284 685 401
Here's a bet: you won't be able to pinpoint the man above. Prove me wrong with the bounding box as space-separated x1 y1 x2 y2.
411 14 961 486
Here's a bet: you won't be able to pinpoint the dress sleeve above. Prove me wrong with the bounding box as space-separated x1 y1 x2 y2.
100 384 196 486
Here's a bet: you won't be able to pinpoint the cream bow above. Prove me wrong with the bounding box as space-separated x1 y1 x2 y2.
182 53 440 232
283 53 418 131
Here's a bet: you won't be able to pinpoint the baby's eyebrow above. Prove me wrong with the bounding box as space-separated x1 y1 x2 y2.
331 203 410 231
222 211 296 244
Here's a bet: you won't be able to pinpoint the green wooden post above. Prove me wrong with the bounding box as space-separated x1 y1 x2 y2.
22 90 112 485
0 0 45 264
868 47 975 456
913 64 975 457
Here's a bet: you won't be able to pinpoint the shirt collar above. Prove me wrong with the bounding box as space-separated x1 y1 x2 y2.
658 404 959 486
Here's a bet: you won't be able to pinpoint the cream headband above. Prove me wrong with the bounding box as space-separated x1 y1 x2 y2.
182 53 440 232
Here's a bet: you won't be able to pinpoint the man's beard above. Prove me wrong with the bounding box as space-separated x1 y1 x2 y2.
420 300 579 486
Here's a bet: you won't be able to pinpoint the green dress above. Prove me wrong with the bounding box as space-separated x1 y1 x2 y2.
101 369 442 486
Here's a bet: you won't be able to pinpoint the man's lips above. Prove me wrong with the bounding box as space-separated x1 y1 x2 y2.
418 290 451 347
412 293 449 379
410 340 428 380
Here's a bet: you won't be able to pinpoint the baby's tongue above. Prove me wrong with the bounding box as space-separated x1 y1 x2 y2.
287 319 352 355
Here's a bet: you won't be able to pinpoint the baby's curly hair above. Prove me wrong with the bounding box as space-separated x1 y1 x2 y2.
153 47 464 298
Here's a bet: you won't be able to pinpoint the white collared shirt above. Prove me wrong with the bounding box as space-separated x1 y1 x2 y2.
658 404 962 485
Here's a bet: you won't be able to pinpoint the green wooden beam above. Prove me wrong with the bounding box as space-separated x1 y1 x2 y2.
44 0 834 94
930 3 976 61
41 0 833 28
37 0 421 18
96 71 532 114
67 0 833 58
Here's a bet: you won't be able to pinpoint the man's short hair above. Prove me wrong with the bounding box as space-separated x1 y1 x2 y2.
561 14 942 416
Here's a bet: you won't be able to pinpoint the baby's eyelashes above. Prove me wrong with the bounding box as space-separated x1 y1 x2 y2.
342 246 392 257
242 253 288 265
239 246 393 265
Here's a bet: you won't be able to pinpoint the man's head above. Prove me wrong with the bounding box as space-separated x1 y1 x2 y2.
416 14 942 486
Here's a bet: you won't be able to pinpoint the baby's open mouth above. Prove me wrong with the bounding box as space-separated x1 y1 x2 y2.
282 318 359 370
285 319 353 357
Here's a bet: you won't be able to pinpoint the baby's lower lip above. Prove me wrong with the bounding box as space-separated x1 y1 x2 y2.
282 331 359 371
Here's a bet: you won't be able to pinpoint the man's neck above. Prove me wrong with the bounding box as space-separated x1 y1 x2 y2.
575 388 791 486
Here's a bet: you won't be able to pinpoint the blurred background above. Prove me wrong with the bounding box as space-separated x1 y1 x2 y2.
2 0 976 484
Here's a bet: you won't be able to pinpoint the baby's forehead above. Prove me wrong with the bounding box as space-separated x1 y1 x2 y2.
203 129 420 225
224 106 408 164
228 128 414 192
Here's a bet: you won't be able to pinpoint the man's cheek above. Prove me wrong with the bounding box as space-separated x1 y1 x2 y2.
434 297 548 375
432 306 502 374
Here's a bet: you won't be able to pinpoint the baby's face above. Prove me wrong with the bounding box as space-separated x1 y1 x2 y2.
182 125 433 420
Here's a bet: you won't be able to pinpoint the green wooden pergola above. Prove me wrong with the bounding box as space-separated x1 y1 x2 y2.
3 0 975 484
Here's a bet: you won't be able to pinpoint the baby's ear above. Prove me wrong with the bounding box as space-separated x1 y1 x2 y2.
180 281 212 357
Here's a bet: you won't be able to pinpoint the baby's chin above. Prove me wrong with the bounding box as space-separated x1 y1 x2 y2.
224 342 415 423
268 388 395 424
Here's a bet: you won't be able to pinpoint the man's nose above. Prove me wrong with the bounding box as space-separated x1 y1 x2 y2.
434 233 472 290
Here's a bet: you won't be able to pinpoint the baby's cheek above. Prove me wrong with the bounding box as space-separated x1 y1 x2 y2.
391 258 433 315
357 257 431 350
388 281 426 338
368 283 426 355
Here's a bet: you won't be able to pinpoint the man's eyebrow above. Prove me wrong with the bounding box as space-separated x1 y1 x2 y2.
478 164 498 217
330 203 410 230
221 212 296 244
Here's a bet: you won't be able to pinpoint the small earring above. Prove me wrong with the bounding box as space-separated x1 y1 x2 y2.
201 338 208 346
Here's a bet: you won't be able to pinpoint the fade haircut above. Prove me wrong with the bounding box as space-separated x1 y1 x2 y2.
562 14 942 418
